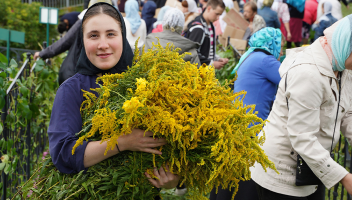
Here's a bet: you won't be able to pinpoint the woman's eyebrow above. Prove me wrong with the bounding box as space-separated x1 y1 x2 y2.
106 29 118 32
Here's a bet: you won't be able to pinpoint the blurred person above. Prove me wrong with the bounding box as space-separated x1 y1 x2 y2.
199 0 208 10
34 0 113 85
211 27 282 200
313 2 337 40
271 0 292 41
58 11 80 34
118 0 127 12
317 0 342 21
242 2 266 41
218 0 234 34
152 6 171 33
142 0 157 34
302 0 318 44
257 0 280 28
251 14 352 200
184 0 228 68
338 0 350 9
124 0 147 50
146 8 200 65
182 0 200 31
285 0 305 48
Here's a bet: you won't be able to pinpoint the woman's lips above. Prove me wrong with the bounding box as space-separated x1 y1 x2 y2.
97 53 112 59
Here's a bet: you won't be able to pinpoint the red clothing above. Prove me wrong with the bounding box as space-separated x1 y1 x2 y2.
281 18 302 42
303 0 318 25
151 24 163 33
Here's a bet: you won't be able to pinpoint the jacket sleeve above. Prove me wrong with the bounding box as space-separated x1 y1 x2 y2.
286 65 348 189
187 26 212 65
39 20 82 59
262 55 281 85
48 79 88 174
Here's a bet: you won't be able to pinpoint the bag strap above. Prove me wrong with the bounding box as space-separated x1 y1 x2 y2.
330 72 342 154
285 70 342 155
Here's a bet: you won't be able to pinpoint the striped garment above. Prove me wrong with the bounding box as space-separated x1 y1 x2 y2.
208 24 214 60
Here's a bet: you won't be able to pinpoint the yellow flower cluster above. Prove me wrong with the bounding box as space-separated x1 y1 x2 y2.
72 41 277 199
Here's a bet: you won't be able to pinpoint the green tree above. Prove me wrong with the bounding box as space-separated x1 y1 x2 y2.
0 0 58 50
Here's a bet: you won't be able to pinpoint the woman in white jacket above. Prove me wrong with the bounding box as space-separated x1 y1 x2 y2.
124 0 147 50
251 14 352 199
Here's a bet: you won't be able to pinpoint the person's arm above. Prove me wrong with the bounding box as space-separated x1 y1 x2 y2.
285 65 349 189
37 20 82 60
262 55 281 85
274 15 281 29
187 26 212 65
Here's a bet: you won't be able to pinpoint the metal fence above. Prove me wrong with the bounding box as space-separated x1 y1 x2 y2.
21 0 84 9
0 53 48 200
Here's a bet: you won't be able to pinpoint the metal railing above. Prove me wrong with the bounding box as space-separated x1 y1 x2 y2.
0 53 48 200
21 0 84 9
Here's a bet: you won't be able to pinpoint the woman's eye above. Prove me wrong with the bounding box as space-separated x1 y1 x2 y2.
90 34 98 38
108 33 115 36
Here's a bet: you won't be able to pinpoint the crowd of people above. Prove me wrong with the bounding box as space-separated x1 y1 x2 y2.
34 0 352 199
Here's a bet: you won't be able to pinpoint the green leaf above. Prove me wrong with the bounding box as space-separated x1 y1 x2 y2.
82 182 89 192
0 72 6 78
9 59 17 69
0 53 8 64
0 162 5 171
4 163 11 174
20 86 29 97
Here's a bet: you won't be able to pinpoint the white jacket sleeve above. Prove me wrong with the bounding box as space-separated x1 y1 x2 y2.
286 65 348 189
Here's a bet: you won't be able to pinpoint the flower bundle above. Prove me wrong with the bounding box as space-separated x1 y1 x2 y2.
19 41 276 200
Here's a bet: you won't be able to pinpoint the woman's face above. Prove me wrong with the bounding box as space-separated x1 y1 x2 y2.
83 14 123 71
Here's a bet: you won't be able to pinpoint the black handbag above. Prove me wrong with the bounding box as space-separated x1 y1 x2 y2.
285 70 342 186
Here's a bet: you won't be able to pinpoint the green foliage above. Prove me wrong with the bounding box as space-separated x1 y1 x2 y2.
215 46 238 86
0 52 61 199
0 0 58 50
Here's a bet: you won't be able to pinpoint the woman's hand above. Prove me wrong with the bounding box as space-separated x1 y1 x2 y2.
117 129 167 155
145 165 180 189
341 173 352 195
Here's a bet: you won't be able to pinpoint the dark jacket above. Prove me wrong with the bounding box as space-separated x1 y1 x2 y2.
60 12 80 29
39 20 82 85
185 14 216 65
145 30 200 66
258 7 280 29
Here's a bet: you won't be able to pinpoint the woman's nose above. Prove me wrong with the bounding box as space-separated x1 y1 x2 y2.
98 37 109 49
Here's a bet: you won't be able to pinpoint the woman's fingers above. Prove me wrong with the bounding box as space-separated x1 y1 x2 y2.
158 165 167 180
141 148 163 155
153 167 161 180
145 172 160 188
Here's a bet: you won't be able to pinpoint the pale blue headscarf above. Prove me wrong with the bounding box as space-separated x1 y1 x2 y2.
330 14 352 71
285 0 305 13
153 6 171 28
125 0 141 34
231 27 282 74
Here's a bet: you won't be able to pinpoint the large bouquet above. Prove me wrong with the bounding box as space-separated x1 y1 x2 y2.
18 41 277 200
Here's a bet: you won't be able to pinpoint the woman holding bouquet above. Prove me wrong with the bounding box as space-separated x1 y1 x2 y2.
47 1 180 191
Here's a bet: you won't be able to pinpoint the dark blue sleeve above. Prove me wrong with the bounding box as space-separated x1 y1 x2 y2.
48 78 88 174
262 55 281 85
313 21 329 40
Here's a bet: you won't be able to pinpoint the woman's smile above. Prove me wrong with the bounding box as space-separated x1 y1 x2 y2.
97 53 113 59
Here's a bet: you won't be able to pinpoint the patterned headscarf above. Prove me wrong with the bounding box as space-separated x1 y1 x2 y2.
320 14 352 71
153 6 171 28
162 8 185 34
125 0 141 34
232 27 282 74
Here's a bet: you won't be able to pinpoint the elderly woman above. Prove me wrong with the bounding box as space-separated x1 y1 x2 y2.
145 8 200 66
210 27 282 200
152 6 171 33
251 14 352 200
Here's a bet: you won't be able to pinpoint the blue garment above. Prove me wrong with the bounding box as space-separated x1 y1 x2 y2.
125 0 142 34
258 7 280 29
142 1 157 34
286 0 305 13
60 12 80 28
313 13 337 41
233 51 281 121
48 73 99 174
